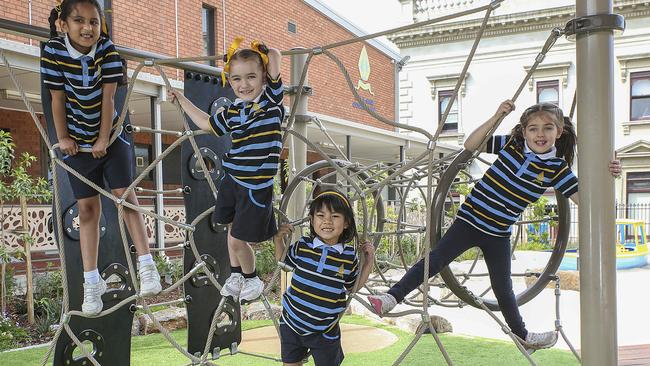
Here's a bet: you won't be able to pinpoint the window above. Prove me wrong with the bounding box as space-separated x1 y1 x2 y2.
288 21 297 34
537 80 559 105
202 5 216 66
630 71 650 121
438 90 458 132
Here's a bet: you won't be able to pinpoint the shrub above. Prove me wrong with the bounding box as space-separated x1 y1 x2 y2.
0 315 29 351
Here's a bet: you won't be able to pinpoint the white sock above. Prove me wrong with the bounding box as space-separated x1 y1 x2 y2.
84 269 100 285
138 254 155 266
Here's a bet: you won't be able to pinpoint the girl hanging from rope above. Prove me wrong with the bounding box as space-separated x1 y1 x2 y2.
368 100 622 352
172 38 283 303
42 0 162 315
273 191 375 366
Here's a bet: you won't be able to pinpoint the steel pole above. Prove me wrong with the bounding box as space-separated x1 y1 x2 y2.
576 0 618 364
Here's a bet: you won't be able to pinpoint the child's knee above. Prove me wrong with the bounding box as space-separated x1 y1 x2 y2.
112 189 139 206
77 199 100 220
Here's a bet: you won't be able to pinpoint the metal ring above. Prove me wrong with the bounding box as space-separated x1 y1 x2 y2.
62 329 105 366
432 149 570 311
564 14 625 37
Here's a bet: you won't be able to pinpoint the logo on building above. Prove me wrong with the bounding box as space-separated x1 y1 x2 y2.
356 46 375 96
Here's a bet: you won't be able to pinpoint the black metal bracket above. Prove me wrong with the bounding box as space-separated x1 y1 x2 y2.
285 85 313 96
564 14 625 37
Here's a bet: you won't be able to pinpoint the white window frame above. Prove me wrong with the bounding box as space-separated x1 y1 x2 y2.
524 61 570 110
426 73 467 140
617 54 650 134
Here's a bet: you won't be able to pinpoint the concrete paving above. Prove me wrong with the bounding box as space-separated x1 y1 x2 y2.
352 251 650 351
238 323 398 355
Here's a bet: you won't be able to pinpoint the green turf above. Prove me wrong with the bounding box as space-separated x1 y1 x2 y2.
0 316 579 365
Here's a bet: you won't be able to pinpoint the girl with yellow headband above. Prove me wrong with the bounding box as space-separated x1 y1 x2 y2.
272 191 375 366
172 39 283 303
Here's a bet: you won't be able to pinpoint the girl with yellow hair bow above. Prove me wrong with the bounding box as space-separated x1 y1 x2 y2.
172 40 284 303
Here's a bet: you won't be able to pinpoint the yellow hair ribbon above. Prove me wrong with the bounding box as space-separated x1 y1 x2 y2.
250 40 269 67
314 191 351 208
101 15 108 36
221 36 244 87
55 0 63 15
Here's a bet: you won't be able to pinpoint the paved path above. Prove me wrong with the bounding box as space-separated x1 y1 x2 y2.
353 252 650 353
238 323 398 355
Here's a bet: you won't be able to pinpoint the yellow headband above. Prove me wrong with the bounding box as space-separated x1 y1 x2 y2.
220 36 270 87
314 191 351 208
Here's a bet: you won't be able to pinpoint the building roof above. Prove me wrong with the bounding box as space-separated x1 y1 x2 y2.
304 0 402 60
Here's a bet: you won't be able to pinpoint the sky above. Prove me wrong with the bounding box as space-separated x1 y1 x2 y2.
317 0 404 52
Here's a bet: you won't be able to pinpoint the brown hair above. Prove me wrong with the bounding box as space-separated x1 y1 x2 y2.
510 103 577 166
224 49 266 74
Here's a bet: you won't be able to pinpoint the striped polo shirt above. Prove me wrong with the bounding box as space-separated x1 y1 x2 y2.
208 75 285 190
280 236 359 339
457 135 578 237
40 36 123 148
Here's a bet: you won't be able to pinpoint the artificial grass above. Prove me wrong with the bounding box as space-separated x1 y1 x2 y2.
0 316 578 365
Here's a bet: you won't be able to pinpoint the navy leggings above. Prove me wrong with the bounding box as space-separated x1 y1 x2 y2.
388 219 527 339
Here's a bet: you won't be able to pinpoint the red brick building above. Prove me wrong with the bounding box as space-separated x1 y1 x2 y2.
0 0 451 269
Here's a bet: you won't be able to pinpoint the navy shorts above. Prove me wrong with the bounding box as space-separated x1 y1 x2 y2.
62 132 134 199
279 322 344 366
213 174 277 243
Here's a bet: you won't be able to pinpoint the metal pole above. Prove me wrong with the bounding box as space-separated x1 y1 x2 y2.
283 49 309 295
0 17 222 76
151 94 165 251
289 49 309 219
576 0 618 364
346 135 352 161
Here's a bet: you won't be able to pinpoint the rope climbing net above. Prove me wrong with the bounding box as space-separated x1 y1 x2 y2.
0 1 583 365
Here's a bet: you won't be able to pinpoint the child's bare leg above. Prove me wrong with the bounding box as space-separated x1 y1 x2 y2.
112 188 149 256
227 227 241 268
228 229 255 273
78 195 101 272
283 363 301 366
113 188 161 295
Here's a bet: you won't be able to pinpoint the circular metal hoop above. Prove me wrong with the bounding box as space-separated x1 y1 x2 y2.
279 159 385 248
63 329 105 366
431 149 570 310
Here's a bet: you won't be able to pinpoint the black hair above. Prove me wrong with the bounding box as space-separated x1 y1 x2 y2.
308 190 358 245
511 103 577 166
48 0 108 39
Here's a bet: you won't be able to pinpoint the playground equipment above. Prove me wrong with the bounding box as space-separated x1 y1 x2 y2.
0 0 625 364
560 219 649 270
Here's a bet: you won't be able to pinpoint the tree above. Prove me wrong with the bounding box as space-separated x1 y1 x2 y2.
0 130 50 323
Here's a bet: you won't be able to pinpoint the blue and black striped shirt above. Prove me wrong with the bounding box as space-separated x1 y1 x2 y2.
457 135 578 237
280 236 359 339
208 75 284 190
40 36 123 148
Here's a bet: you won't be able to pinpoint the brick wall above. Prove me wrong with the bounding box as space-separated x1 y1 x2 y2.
2 0 395 127
0 109 45 178
2 0 396 178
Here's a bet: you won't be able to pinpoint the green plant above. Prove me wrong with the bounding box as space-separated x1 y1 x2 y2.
0 315 29 351
33 264 63 301
34 297 61 336
16 264 64 336
255 241 278 278
518 197 555 251
0 131 51 324
154 255 185 285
